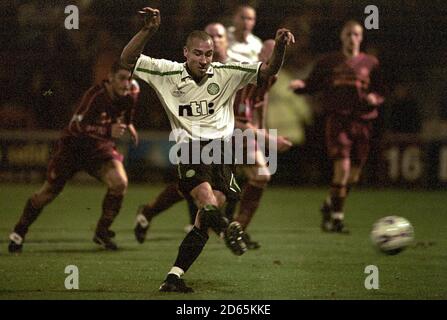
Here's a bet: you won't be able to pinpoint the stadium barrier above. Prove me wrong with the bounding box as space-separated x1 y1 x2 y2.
1 130 446 188
378 133 447 189
0 130 175 184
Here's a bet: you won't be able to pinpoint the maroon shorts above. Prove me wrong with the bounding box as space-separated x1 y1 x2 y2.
47 136 123 187
325 115 372 167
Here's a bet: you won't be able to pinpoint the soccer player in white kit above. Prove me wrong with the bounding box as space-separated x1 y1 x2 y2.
121 7 295 293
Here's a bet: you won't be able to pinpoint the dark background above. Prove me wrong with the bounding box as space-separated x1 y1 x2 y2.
1 0 446 187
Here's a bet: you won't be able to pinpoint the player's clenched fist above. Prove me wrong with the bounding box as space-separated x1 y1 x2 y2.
111 123 127 138
275 28 295 46
139 7 161 31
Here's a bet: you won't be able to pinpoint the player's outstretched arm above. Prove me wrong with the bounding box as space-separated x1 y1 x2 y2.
259 28 295 81
120 7 161 69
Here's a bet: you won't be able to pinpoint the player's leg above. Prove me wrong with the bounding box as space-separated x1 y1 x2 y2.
184 196 199 233
8 180 66 253
321 117 352 233
134 182 185 243
223 166 241 221
159 162 246 293
234 154 270 249
94 159 128 250
9 141 74 253
343 121 372 215
212 189 227 208
348 166 362 187
324 158 351 233
159 182 216 293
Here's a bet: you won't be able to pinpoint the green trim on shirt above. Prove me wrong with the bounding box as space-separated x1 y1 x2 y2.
214 65 257 73
135 68 182 76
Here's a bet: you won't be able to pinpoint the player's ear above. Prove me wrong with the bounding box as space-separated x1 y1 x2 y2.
108 72 114 82
183 46 188 59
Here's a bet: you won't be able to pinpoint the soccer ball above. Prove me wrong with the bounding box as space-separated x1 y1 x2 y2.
370 216 414 255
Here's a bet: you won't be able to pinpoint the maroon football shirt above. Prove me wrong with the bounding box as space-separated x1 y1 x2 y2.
295 52 384 120
234 75 277 128
65 80 134 141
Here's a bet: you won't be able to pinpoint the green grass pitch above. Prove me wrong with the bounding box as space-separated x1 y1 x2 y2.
0 183 446 300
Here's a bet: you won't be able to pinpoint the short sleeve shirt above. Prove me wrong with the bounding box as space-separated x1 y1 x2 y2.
133 55 262 143
227 27 263 63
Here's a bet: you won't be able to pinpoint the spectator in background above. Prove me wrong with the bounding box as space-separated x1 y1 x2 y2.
227 4 263 63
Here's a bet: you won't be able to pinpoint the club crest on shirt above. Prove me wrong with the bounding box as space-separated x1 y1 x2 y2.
185 169 196 178
207 83 220 95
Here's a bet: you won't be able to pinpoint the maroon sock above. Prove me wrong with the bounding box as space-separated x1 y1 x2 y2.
142 183 184 219
329 184 347 214
235 184 264 229
96 192 123 233
14 199 43 237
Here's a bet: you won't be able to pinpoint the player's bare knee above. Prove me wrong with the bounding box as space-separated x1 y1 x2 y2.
191 184 216 207
213 190 226 208
348 166 362 185
333 165 350 184
348 176 360 185
108 175 128 195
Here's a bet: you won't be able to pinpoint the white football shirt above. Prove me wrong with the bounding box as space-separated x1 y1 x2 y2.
133 54 261 143
227 26 263 63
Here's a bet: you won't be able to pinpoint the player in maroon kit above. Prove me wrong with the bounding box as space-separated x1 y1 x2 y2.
290 20 384 233
8 62 139 252
229 39 292 248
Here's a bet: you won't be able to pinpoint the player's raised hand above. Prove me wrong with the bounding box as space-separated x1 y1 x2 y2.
289 79 306 90
275 28 295 46
111 123 127 139
138 7 160 31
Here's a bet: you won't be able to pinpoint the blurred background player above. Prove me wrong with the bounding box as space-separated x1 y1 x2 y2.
290 20 385 233
122 6 294 292
8 62 139 252
133 22 230 243
226 6 291 248
227 4 263 63
229 39 292 249
205 22 231 63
